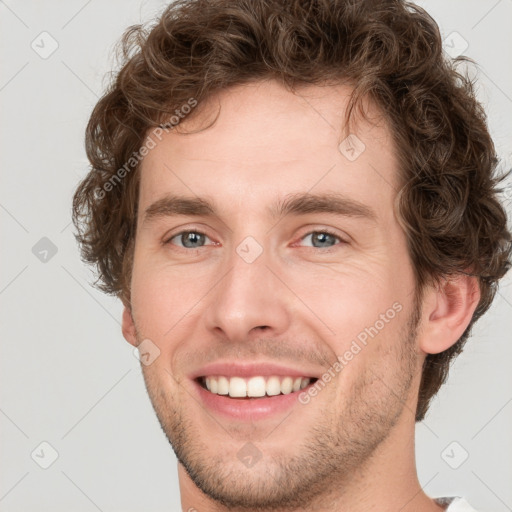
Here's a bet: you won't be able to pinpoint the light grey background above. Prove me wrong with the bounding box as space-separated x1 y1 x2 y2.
1 1 511 511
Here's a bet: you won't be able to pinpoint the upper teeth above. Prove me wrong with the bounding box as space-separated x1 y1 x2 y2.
204 376 312 397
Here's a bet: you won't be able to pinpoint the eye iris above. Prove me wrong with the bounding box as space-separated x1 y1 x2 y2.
182 232 205 248
312 232 336 248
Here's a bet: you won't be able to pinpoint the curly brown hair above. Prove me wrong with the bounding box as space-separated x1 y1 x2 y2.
72 0 511 422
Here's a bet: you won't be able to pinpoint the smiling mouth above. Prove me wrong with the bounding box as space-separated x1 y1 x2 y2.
195 375 318 399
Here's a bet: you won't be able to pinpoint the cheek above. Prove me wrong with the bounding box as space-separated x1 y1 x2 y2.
130 259 212 342
289 255 409 333
292 262 414 396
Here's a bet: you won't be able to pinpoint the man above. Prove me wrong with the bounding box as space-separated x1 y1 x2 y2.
72 0 511 510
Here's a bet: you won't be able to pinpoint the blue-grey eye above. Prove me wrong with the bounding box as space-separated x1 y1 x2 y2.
302 231 340 248
169 231 209 249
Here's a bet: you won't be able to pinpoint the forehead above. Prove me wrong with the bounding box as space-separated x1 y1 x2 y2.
137 80 398 221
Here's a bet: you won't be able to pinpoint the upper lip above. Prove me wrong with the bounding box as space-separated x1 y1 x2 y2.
189 361 323 380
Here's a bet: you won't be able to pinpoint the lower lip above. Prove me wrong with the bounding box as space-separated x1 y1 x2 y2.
191 379 315 421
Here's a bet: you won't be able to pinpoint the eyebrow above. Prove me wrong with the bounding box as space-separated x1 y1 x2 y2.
142 192 377 226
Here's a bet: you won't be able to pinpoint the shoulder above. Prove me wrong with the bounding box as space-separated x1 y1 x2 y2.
434 497 479 512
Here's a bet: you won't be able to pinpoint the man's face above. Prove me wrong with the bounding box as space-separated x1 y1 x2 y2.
124 80 425 509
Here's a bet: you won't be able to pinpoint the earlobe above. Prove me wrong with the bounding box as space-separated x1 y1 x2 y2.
418 273 481 355
122 305 138 347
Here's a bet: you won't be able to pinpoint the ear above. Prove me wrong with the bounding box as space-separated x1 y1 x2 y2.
122 305 138 347
418 273 481 355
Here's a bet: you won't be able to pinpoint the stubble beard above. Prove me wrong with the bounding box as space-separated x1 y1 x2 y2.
137 300 421 511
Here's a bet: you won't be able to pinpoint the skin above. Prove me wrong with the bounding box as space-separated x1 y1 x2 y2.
121 80 480 512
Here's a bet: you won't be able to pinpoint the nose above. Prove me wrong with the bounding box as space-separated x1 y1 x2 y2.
203 239 291 343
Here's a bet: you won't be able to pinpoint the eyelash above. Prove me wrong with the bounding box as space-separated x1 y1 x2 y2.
163 228 347 251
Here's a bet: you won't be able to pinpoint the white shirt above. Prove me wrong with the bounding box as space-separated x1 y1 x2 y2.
435 496 478 511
